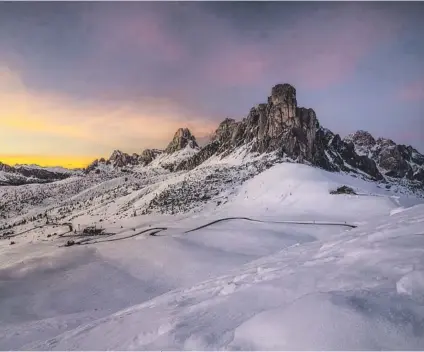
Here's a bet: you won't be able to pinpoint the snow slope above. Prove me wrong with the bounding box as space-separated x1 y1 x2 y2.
1 162 424 350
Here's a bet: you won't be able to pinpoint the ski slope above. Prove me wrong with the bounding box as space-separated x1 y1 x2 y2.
1 162 424 350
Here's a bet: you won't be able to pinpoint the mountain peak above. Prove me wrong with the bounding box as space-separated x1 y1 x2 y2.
109 150 124 160
165 128 199 154
344 130 376 149
270 83 297 106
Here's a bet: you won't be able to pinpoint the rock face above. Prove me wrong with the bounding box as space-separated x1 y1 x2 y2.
138 149 163 166
86 148 166 173
165 128 199 154
204 84 318 160
176 84 385 181
344 132 424 182
109 150 138 168
344 130 376 155
313 129 383 180
86 128 201 173
0 162 14 173
83 83 423 189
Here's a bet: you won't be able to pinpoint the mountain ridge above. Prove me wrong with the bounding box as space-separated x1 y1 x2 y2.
1 83 423 191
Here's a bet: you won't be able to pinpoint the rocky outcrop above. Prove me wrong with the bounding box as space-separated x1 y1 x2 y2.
204 85 318 161
85 159 101 173
13 166 72 181
330 185 356 195
83 83 423 189
109 150 138 168
313 129 383 180
0 162 14 173
175 83 385 181
344 130 376 156
165 128 199 154
86 147 165 173
344 131 424 182
176 141 221 171
138 149 163 166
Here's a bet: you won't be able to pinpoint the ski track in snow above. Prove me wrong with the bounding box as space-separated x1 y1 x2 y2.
0 162 424 350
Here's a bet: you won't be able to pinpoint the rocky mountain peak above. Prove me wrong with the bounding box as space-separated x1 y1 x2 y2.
345 130 376 148
80 82 423 190
176 83 384 181
270 83 297 106
107 150 138 168
165 128 199 154
0 162 14 173
139 149 163 166
343 132 424 182
109 150 124 160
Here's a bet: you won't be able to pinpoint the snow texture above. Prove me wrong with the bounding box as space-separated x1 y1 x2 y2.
1 161 424 350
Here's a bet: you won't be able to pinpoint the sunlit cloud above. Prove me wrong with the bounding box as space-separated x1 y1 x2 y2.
0 2 423 163
0 66 216 167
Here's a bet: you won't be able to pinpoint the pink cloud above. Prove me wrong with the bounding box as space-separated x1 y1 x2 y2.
83 9 185 63
399 79 424 101
74 3 406 98
201 4 402 90
270 4 402 89
204 42 270 86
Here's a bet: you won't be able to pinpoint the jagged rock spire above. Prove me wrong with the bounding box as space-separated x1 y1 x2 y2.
165 128 199 154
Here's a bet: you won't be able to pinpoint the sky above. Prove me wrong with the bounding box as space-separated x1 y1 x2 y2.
0 2 423 168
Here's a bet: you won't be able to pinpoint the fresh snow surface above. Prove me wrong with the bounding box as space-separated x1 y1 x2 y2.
1 162 424 350
142 145 199 170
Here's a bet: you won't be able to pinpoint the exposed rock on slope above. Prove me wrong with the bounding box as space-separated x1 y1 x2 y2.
176 84 384 182
165 128 199 154
138 149 163 166
86 128 198 173
86 149 164 173
0 162 14 173
109 150 138 168
345 131 424 182
82 83 422 191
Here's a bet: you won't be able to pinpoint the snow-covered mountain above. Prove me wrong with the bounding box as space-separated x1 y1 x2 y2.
0 162 80 186
1 161 424 350
84 83 424 194
86 127 200 174
1 83 424 350
344 130 424 181
173 84 423 189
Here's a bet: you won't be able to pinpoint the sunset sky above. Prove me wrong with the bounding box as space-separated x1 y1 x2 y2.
0 2 423 168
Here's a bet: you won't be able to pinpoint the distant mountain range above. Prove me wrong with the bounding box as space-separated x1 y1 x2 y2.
0 163 82 186
1 83 423 191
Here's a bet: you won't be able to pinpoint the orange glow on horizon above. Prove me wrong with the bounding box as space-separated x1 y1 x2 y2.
0 66 217 168
0 155 97 169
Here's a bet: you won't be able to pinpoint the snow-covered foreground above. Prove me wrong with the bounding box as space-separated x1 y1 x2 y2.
1 163 424 350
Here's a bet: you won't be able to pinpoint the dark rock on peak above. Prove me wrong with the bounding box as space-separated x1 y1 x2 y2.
344 130 376 152
85 159 100 174
175 83 385 181
108 150 138 168
270 83 297 106
81 82 423 191
139 149 163 166
344 131 424 182
0 162 14 173
165 128 199 154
